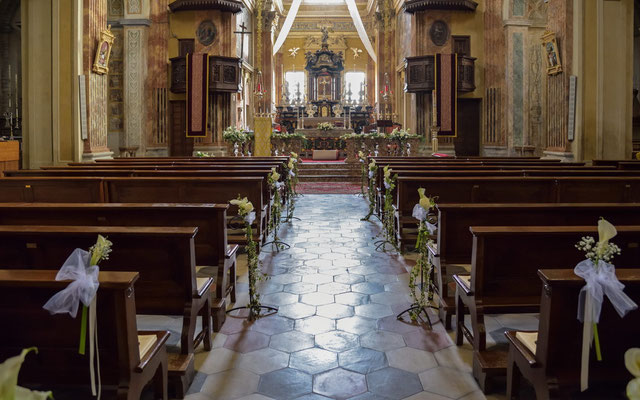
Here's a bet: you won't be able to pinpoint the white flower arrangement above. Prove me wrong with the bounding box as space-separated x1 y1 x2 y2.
575 235 621 264
627 348 640 399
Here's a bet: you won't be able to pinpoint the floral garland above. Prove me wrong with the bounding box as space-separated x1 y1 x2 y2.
290 152 300 196
267 168 284 249
381 165 399 251
408 188 437 321
358 151 367 196
363 159 377 221
271 131 306 141
230 196 268 319
388 127 420 141
284 158 296 219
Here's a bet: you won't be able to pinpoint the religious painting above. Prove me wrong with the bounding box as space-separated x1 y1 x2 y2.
197 20 217 46
92 25 115 75
429 20 449 47
541 31 562 75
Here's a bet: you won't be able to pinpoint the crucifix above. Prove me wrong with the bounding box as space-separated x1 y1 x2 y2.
234 22 252 61
319 76 331 98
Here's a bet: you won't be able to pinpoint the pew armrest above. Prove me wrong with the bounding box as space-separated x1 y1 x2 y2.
196 277 215 298
427 242 439 258
135 330 170 372
453 274 473 295
226 244 239 259
505 330 539 367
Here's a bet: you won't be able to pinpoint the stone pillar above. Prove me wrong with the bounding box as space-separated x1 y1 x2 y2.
120 0 150 157
82 0 113 161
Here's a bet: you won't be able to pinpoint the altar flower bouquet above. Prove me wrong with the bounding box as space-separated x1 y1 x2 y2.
574 218 638 391
223 126 249 143
389 128 419 141
317 122 335 132
0 348 52 400
626 348 640 399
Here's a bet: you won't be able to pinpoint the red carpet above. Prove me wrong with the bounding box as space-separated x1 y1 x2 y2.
297 182 361 194
301 158 346 164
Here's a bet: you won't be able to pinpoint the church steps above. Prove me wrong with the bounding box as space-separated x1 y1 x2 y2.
297 161 360 182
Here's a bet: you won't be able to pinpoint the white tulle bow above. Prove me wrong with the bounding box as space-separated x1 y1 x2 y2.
574 259 638 323
368 171 374 179
245 211 256 225
43 249 99 318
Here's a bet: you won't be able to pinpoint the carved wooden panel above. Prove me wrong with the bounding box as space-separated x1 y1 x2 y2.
404 55 475 93
170 57 187 93
178 39 194 57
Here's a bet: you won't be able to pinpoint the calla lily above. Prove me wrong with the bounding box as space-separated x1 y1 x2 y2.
230 197 254 214
0 348 52 400
291 152 298 159
597 218 617 258
628 377 640 400
288 159 295 170
418 187 435 210
270 167 281 182
626 348 640 378
383 165 391 179
358 151 364 159
90 234 112 266
368 160 376 170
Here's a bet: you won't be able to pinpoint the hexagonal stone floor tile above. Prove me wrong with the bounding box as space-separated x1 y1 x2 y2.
250 315 295 335
402 326 453 352
386 347 437 373
261 292 299 306
315 331 359 352
367 367 423 399
224 331 270 353
338 347 388 374
200 368 260 400
238 347 290 374
284 282 318 294
300 292 334 306
317 282 351 295
278 303 316 319
354 303 394 319
335 292 370 307
360 331 406 351
334 273 365 285
351 282 385 295
270 330 316 353
316 304 354 319
313 368 367 399
295 316 336 334
377 315 423 334
258 368 313 400
336 316 377 335
289 348 338 375
418 367 479 399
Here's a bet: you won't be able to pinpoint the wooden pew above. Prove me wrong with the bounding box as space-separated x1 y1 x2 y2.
453 225 640 392
0 269 170 400
0 177 105 202
0 225 212 355
428 203 640 329
0 176 268 245
0 202 237 330
506 269 640 399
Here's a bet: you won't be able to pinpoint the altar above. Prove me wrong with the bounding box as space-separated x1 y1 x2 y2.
296 127 353 159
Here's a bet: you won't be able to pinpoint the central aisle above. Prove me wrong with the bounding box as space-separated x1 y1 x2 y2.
186 194 487 400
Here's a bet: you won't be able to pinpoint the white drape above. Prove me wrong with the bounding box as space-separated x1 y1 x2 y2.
272 0 377 64
272 0 304 55
344 0 377 63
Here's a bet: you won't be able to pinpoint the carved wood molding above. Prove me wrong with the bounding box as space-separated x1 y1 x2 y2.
169 0 243 13
403 0 477 14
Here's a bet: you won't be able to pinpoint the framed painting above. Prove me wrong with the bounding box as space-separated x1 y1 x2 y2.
93 25 115 75
541 31 562 76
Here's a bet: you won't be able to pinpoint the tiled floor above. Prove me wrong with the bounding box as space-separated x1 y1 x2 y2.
140 194 538 400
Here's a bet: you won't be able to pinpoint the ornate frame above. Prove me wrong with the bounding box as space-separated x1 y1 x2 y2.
93 25 115 75
541 31 562 76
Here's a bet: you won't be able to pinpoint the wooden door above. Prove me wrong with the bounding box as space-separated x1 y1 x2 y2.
454 98 481 156
169 100 194 156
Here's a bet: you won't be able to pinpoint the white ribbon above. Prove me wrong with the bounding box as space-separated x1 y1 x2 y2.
384 181 390 190
289 170 295 177
275 181 284 190
43 248 102 398
574 259 638 391
359 159 365 163
245 211 256 225
368 170 374 179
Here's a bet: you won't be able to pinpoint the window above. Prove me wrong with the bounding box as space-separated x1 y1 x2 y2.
284 71 305 102
344 71 366 104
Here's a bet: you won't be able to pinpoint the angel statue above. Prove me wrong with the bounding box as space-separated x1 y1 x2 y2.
288 47 300 57
321 26 329 44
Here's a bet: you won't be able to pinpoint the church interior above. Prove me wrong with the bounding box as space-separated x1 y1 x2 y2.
2 0 640 399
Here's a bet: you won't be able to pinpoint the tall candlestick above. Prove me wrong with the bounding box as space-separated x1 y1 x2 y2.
15 73 18 116
7 65 11 109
